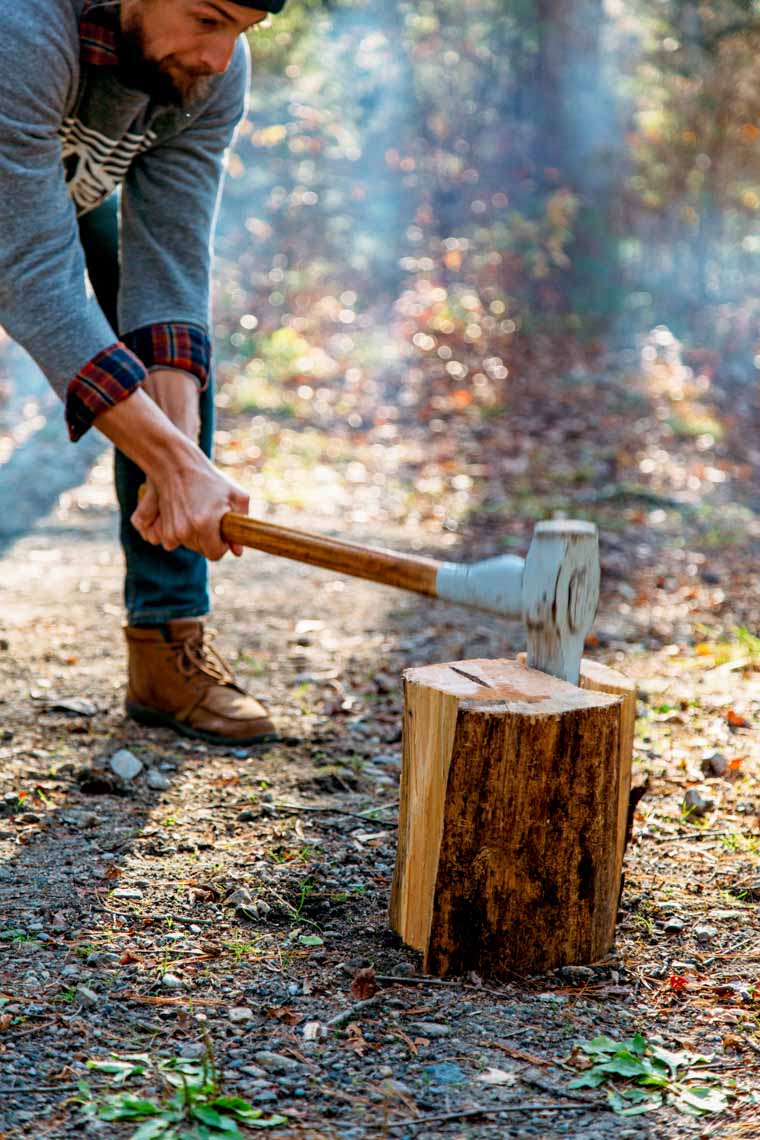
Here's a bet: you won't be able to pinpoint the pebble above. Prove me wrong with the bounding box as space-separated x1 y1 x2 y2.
409 1022 451 1038
228 1006 254 1023
559 965 595 982
664 917 685 933
112 888 143 900
146 768 170 791
161 973 184 990
424 1061 466 1085
701 751 729 778
108 749 143 781
76 985 99 1007
226 888 253 908
683 787 713 817
695 925 718 944
253 1051 304 1073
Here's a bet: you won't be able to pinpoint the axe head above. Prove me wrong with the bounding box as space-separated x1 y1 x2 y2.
521 520 600 685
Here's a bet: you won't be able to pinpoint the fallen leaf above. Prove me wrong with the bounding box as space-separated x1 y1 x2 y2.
351 967 378 1001
345 1022 367 1056
726 710 750 728
267 1006 303 1026
477 1067 518 1085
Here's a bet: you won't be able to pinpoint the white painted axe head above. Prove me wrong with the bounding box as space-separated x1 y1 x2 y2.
521 520 600 685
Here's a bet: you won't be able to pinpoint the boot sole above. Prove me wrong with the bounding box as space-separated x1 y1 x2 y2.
126 701 281 747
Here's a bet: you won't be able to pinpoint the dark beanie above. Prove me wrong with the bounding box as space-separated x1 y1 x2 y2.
237 1 288 10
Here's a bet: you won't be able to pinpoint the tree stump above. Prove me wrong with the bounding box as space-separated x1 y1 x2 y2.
389 657 633 977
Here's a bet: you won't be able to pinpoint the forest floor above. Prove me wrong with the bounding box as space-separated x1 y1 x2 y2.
0 338 759 1140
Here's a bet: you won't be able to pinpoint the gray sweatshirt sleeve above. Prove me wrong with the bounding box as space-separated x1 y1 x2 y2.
118 37 251 339
0 0 126 399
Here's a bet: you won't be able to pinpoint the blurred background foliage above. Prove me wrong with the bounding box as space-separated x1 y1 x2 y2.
217 0 760 355
204 0 760 556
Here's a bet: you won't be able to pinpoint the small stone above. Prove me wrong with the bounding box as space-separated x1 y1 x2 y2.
146 768 170 791
424 1061 466 1085
695 925 718 945
409 1021 451 1038
701 752 729 779
664 917 685 934
161 973 184 990
178 1042 207 1059
229 1006 254 1024
253 1051 304 1073
559 965 595 983
76 985 99 1007
683 788 713 817
241 1064 268 1078
18 811 41 825
108 749 143 781
112 888 143 900
226 888 252 908
61 965 81 978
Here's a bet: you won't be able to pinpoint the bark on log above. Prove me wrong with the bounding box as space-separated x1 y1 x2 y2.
389 658 630 977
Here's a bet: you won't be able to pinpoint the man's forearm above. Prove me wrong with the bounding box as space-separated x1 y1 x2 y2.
93 388 248 562
93 386 199 482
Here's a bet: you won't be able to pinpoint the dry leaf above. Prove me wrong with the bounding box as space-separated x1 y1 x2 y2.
267 1006 303 1026
345 1022 367 1056
351 967 378 1001
477 1067 518 1085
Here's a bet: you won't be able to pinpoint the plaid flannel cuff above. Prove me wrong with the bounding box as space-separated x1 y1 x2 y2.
66 342 147 442
122 323 211 391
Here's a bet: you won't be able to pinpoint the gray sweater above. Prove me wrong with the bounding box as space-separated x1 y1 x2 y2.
0 0 249 438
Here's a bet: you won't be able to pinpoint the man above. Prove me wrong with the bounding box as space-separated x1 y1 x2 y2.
0 0 287 744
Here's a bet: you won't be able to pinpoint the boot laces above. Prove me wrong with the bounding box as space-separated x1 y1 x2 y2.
174 627 233 686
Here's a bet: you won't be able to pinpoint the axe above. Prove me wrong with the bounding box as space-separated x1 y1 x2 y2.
219 513 599 685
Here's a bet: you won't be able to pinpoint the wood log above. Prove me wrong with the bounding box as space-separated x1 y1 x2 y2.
389 658 629 978
519 653 637 885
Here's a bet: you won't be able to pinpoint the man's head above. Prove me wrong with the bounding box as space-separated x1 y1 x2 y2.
119 0 286 107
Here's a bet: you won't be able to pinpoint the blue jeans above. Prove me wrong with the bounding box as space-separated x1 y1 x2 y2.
78 195 211 625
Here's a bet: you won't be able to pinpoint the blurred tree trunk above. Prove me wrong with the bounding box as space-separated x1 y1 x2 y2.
535 0 622 326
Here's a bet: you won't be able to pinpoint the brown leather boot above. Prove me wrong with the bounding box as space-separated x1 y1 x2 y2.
125 620 278 745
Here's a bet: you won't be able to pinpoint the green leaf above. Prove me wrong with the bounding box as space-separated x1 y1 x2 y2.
607 1087 661 1116
87 1057 150 1085
622 1034 648 1056
597 1053 650 1078
581 1035 619 1056
245 1115 287 1129
638 1073 670 1088
672 1086 730 1115
298 934 324 947
190 1105 242 1133
208 1097 261 1119
569 1072 606 1089
131 1119 173 1140
97 1096 162 1121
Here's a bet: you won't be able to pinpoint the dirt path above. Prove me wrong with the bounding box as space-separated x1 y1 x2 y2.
0 445 757 1140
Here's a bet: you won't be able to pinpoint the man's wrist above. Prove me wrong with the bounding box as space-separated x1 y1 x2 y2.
94 387 201 484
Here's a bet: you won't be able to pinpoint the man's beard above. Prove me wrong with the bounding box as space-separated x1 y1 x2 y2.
117 12 212 107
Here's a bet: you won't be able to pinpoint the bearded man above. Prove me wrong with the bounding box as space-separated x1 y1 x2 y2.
0 0 287 744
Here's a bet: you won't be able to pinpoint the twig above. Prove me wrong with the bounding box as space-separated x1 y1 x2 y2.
381 1101 606 1129
375 974 515 999
273 801 397 826
326 994 383 1028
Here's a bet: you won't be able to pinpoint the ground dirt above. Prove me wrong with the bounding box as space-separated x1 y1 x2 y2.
0 352 759 1140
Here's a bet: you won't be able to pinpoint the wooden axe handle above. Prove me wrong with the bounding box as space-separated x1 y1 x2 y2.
221 511 441 596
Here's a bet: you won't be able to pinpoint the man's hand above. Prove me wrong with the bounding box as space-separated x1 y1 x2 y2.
94 387 247 561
